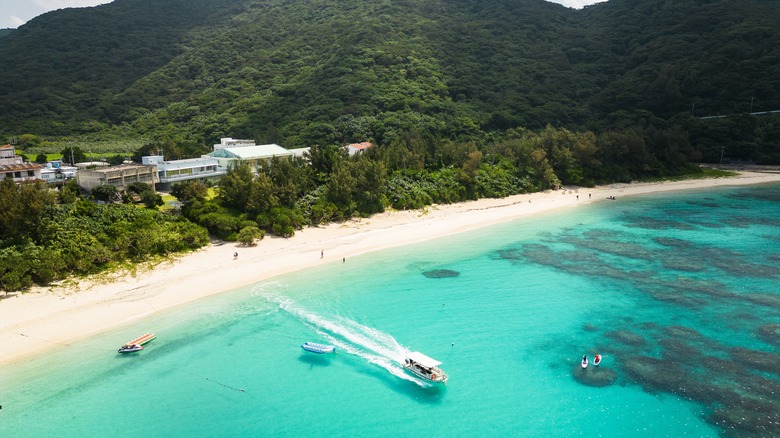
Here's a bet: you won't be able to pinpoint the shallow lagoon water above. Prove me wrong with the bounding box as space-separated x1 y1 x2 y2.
2 184 779 437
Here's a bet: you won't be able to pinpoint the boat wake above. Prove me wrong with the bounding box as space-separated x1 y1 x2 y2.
262 293 430 387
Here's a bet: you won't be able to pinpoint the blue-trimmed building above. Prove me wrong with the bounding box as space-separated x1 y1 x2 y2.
142 156 226 191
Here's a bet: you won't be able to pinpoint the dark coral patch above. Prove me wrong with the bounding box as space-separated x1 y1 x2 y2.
730 347 780 374
605 330 647 347
422 269 460 278
758 324 780 346
582 323 598 332
496 249 523 260
572 365 617 387
708 406 780 437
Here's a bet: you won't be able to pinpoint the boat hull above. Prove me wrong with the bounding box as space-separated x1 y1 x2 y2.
118 333 155 353
403 365 448 384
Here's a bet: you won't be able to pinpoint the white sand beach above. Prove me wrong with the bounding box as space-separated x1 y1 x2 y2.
2 171 779 365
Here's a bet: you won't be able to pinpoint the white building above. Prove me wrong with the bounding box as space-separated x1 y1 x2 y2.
0 144 42 183
142 155 226 190
213 137 257 151
346 142 373 156
288 147 311 160
40 161 77 185
76 163 158 191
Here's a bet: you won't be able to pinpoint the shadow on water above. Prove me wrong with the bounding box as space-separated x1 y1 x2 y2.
298 352 335 367
380 370 448 405
400 380 448 404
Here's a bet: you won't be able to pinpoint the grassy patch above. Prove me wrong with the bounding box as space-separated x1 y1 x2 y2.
158 193 178 212
24 139 145 156
21 152 128 163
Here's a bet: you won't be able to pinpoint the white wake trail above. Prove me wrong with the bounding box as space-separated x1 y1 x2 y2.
262 293 428 386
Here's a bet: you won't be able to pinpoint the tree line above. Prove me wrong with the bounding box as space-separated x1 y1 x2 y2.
174 123 702 246
0 121 708 293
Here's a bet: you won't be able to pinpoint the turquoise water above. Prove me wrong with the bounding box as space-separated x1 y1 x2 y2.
2 184 779 437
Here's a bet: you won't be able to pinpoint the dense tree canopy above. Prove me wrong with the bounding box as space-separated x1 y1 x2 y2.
0 0 777 164
0 179 208 293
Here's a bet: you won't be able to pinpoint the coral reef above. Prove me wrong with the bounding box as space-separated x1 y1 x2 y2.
571 365 617 387
422 269 460 278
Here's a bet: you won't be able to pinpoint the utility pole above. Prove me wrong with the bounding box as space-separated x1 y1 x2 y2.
720 146 725 166
749 97 754 114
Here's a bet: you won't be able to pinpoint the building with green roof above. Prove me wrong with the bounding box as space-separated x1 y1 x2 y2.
203 143 295 170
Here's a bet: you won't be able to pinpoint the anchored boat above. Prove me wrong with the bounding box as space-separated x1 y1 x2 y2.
403 352 448 384
118 333 156 353
301 342 336 354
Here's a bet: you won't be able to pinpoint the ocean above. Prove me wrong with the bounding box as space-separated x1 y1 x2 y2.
2 183 779 437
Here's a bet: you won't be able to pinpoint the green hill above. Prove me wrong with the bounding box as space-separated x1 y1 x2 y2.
0 0 778 157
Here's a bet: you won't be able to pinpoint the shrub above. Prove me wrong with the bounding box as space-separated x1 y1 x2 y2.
237 226 264 246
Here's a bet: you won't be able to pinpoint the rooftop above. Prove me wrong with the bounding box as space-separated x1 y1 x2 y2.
79 164 154 174
348 142 373 150
207 144 293 160
0 162 42 171
407 352 442 368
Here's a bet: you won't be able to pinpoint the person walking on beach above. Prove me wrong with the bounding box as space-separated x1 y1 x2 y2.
234 252 238 259
321 250 324 259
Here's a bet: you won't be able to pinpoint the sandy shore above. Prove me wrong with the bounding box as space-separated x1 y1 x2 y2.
2 171 779 365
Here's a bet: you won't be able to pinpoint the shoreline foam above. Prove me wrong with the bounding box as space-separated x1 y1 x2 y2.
2 171 779 365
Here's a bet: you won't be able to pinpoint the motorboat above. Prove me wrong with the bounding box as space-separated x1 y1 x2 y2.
118 333 156 353
581 355 589 369
403 352 448 384
301 342 336 354
118 344 143 353
593 354 602 366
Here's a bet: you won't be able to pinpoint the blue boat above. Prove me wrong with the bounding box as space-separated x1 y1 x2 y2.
301 342 336 354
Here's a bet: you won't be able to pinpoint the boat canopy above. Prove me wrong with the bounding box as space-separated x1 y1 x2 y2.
407 352 442 368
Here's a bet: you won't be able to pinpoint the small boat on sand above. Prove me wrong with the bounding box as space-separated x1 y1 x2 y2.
301 342 336 354
118 333 156 353
403 352 448 384
118 344 144 353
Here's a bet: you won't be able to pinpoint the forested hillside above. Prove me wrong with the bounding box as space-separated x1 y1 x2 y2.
0 0 778 162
